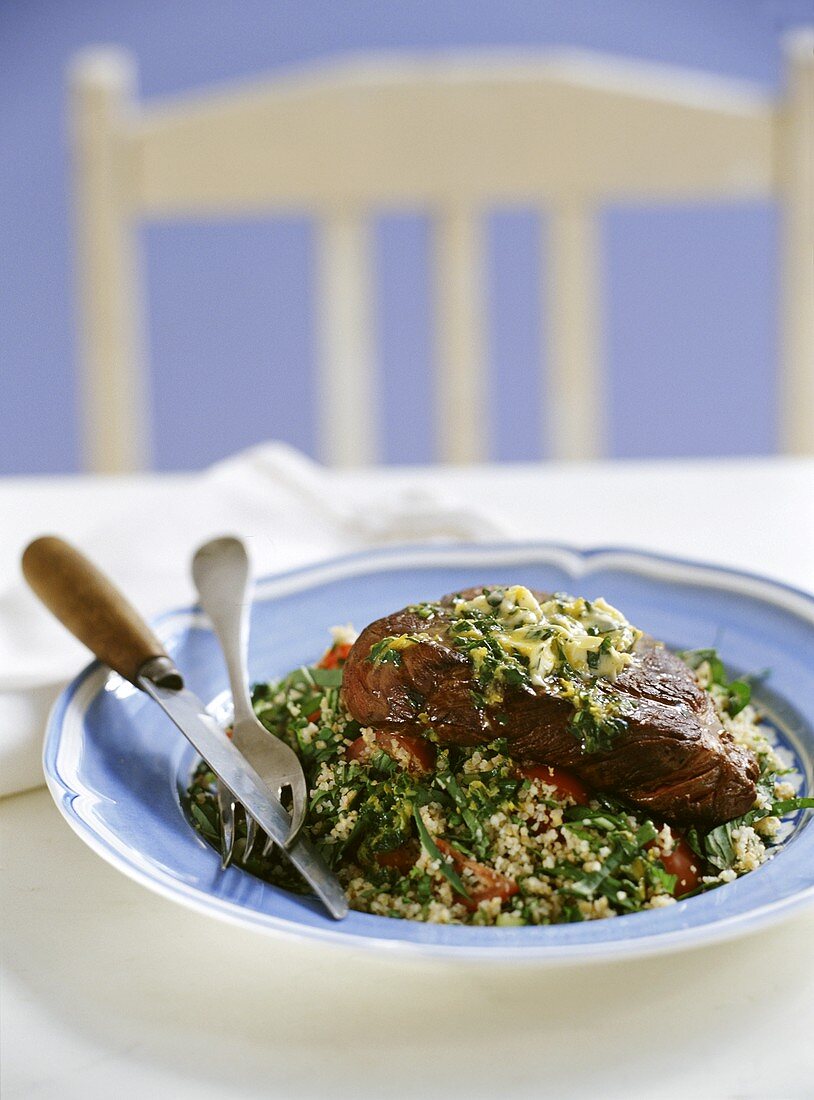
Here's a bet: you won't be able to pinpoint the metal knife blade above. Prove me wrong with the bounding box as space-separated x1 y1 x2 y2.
139 676 348 919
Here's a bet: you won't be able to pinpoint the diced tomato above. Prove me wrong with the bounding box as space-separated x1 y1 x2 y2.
374 840 420 873
434 838 518 911
307 708 321 723
317 642 353 669
377 731 437 775
518 763 591 805
346 735 370 764
346 730 437 776
657 836 703 897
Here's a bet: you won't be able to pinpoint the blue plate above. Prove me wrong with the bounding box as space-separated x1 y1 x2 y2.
44 544 814 962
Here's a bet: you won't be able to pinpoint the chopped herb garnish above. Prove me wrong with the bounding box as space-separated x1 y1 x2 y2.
412 804 469 898
679 647 753 717
368 638 403 666
727 679 752 717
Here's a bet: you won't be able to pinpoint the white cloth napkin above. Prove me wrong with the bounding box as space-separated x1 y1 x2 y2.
0 443 511 797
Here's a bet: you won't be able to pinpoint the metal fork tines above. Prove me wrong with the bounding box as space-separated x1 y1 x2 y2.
192 536 308 866
215 734 306 867
215 704 308 867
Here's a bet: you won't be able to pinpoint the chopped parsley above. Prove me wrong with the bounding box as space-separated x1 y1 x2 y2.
679 647 754 717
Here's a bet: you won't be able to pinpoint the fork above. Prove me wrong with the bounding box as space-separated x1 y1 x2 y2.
192 536 308 865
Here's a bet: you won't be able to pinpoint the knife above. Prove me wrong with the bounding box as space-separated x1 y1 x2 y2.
22 536 348 920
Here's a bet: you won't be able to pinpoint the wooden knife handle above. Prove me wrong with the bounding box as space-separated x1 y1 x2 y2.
22 535 178 686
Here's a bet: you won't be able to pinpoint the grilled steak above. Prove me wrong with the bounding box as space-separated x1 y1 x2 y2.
341 589 759 828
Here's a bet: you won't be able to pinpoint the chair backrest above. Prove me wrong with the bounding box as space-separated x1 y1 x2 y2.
70 39 814 472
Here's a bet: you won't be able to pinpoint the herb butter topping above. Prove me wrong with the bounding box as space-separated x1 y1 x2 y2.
372 585 643 753
451 586 640 688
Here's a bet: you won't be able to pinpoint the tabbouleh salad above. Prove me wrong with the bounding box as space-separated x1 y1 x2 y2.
186 626 814 925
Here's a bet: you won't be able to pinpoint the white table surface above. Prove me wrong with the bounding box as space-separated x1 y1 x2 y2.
3 456 814 1100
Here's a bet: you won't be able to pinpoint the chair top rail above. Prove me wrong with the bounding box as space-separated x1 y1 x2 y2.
101 50 777 214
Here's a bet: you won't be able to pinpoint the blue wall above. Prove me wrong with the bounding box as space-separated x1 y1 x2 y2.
2 0 812 474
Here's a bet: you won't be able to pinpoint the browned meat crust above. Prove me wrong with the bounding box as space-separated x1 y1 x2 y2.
341 590 759 828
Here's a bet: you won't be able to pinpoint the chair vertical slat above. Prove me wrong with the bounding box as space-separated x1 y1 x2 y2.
434 208 488 463
780 29 814 455
70 50 149 473
546 202 605 460
316 212 377 466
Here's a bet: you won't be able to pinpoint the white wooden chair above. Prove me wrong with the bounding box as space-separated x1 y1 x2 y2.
70 37 814 472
